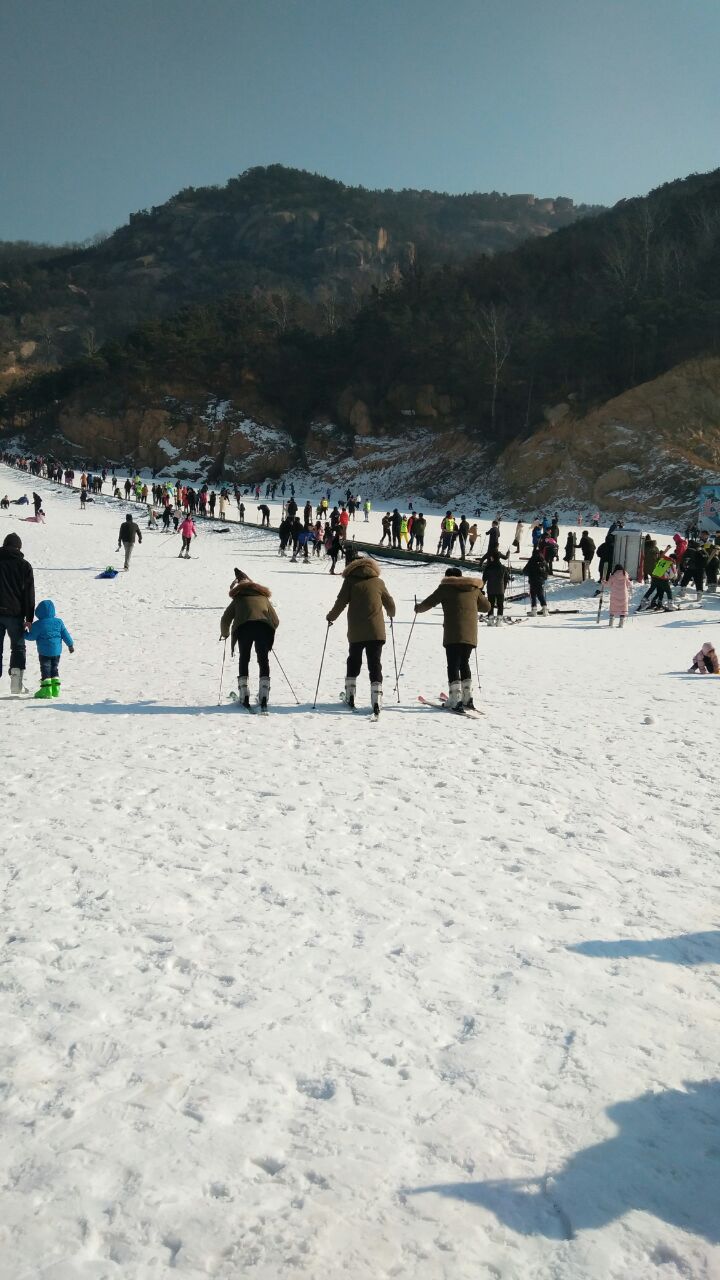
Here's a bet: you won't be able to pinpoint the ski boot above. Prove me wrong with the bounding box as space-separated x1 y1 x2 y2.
448 679 464 713
258 676 270 711
237 676 250 709
609 617 614 627
9 668 27 696
541 605 548 616
34 678 53 700
51 677 61 697
461 678 476 711
370 681 383 717
343 677 356 709
530 607 537 616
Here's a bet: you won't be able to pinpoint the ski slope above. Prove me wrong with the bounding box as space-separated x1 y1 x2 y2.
1 464 718 1280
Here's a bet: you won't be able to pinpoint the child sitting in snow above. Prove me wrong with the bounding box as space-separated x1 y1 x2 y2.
26 599 74 698
688 642 719 674
607 563 632 627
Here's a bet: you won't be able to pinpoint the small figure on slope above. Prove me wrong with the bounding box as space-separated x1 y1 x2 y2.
607 563 632 628
178 515 197 559
326 554 395 714
688 642 719 674
220 571 279 710
26 599 74 699
117 513 143 571
414 567 490 712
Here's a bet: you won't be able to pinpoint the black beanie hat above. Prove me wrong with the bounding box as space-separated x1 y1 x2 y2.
3 533 21 550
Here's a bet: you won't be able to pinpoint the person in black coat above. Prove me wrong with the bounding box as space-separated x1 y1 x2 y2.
0 533 35 691
579 531 596 581
483 551 511 624
523 548 549 615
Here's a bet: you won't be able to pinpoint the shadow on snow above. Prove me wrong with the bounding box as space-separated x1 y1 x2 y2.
407 1080 720 1243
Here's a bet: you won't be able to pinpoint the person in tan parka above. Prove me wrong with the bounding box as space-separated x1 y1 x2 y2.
414 567 490 712
326 554 395 713
220 569 279 709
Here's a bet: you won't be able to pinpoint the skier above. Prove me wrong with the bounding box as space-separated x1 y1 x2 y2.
483 551 512 625
511 520 524 553
117 513 143 571
467 523 478 554
413 514 426 551
178 514 197 559
414 567 490 712
640 552 675 611
26 599 74 698
440 512 455 556
679 541 707 602
326 554 396 714
607 564 632 627
258 504 271 528
642 534 660 583
564 532 577 564
523 546 549 615
220 571 279 710
688 641 719 674
0 532 35 694
363 498 371 522
380 513 392 546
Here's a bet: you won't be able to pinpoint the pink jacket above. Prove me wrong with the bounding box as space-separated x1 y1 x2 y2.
608 568 631 615
179 518 196 538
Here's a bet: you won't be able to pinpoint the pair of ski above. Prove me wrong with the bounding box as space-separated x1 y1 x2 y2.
340 691 380 721
227 691 269 715
418 693 483 718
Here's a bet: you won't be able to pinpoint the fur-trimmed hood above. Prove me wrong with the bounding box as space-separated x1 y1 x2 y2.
342 558 380 581
229 579 272 599
437 577 485 592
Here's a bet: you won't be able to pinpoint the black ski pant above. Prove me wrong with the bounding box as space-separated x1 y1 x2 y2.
458 535 467 560
646 579 672 607
488 593 505 617
529 582 547 609
0 614 26 673
236 621 274 678
445 643 473 683
380 530 391 545
346 640 383 683
681 570 704 591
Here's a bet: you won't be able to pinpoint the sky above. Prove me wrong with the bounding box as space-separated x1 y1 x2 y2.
1 0 719 243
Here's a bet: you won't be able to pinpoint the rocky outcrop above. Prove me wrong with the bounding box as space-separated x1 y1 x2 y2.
497 357 720 516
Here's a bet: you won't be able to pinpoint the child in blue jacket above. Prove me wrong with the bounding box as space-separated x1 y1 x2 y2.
26 599 74 699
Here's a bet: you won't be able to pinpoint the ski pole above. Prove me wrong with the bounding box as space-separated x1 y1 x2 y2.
217 637 227 704
313 623 330 709
395 596 417 692
596 583 604 623
272 650 300 704
390 616 400 703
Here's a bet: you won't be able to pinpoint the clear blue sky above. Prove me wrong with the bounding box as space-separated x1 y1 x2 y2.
2 0 718 243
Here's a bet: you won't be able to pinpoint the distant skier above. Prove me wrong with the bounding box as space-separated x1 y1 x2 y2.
523 546 549 616
483 550 511 625
414 567 490 712
258 504 271 528
26 599 74 698
326 554 395 714
117 513 143 571
511 520 524 553
178 515 197 559
579 530 596 581
220 570 279 710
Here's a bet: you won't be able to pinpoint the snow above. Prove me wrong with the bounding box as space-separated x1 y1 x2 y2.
1 463 719 1279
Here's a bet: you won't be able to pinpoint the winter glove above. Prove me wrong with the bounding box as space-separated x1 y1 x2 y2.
69 646 74 654
326 616 333 624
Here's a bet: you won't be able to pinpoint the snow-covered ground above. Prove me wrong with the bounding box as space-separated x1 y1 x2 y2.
1 463 718 1279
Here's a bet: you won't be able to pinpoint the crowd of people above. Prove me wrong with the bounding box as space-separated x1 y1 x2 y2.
1 451 718 710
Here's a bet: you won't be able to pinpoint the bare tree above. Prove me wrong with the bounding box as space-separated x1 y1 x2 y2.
475 304 513 431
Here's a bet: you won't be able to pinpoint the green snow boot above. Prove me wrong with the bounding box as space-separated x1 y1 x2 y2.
34 678 53 699
51 678 61 698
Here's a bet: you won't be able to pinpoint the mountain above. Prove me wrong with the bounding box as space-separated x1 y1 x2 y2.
7 166 720 519
0 164 597 389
